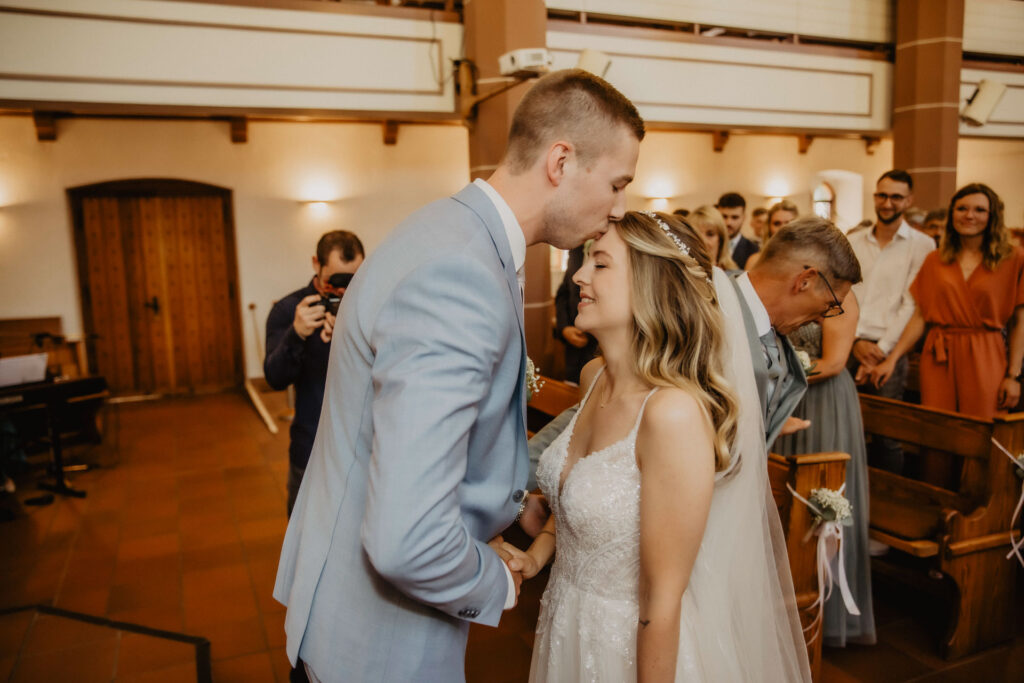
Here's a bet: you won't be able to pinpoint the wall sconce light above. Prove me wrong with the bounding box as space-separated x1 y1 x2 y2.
767 196 785 207
647 197 670 212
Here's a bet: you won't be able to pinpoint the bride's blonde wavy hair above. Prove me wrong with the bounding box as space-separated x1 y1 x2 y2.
615 211 738 471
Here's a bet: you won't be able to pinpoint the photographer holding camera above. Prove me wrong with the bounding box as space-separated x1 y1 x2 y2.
265 230 364 517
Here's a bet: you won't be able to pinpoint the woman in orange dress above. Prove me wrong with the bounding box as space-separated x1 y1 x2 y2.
871 183 1024 419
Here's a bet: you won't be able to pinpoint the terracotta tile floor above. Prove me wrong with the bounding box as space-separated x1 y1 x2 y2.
1 390 1021 682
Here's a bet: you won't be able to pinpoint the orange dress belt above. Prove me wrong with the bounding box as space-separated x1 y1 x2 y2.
928 326 1001 363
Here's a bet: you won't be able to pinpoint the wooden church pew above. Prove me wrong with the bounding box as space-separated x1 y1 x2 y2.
859 394 1023 659
767 450 850 682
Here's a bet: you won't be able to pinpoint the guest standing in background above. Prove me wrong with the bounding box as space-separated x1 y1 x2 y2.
689 204 738 271
871 183 1024 420
264 230 365 517
750 207 769 244
553 245 598 384
717 192 759 269
775 294 876 647
845 170 934 474
743 199 798 270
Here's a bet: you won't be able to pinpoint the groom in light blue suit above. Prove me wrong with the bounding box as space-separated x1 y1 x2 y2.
274 69 644 683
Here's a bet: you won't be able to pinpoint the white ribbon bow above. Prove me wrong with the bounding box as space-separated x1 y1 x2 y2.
990 438 1024 568
786 483 860 643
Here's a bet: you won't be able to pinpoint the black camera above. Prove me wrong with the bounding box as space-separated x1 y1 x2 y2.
315 272 354 315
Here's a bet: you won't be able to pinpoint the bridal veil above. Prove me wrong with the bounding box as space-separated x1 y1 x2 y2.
673 268 812 681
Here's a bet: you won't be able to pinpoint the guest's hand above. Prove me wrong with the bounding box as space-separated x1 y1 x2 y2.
320 311 336 344
562 326 590 349
500 542 542 580
998 377 1021 410
518 493 550 538
294 294 326 339
780 416 811 436
488 536 522 598
852 339 886 367
869 358 896 389
853 364 873 385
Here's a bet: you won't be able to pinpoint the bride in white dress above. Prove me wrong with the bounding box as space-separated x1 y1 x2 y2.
503 211 811 682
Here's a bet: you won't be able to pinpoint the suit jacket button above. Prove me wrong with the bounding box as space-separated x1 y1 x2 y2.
512 489 525 503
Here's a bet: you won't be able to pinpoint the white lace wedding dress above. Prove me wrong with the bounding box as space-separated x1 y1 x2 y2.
528 268 812 683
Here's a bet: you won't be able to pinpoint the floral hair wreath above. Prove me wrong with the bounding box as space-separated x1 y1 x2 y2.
639 210 714 286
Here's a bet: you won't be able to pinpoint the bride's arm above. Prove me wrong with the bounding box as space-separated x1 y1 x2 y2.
636 389 715 683
503 514 556 579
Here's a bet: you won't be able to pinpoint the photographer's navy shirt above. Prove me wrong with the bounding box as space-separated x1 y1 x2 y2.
264 279 332 469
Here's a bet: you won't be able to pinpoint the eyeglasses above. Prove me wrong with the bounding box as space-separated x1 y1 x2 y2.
873 192 907 203
803 266 844 318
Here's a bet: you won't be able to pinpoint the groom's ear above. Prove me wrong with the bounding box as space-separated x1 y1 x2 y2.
545 141 572 187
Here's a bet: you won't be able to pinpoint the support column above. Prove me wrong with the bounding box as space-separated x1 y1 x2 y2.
892 0 964 209
463 0 555 372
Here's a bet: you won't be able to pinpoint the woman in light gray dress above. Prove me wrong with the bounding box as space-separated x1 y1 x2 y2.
775 294 877 647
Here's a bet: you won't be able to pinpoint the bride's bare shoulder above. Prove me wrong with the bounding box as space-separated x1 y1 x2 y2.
578 358 605 395
638 388 714 457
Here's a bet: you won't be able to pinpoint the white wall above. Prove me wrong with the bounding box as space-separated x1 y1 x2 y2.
627 131 895 230
958 137 1024 226
0 116 470 378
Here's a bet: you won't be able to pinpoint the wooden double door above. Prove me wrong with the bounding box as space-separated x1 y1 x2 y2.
69 179 244 396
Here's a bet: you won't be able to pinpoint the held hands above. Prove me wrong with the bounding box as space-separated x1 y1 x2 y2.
294 294 326 339
852 339 886 367
500 542 543 580
488 535 522 601
868 357 896 389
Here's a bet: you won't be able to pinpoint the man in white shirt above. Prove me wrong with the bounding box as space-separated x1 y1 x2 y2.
846 169 935 472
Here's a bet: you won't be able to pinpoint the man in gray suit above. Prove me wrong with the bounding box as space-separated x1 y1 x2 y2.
529 218 860 468
734 217 862 449
274 69 644 683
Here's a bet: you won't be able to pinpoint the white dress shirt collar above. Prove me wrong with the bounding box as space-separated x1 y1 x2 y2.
473 178 526 274
735 272 772 337
867 218 912 245
729 232 743 252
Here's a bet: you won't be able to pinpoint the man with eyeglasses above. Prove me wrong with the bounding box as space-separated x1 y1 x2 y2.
846 169 935 474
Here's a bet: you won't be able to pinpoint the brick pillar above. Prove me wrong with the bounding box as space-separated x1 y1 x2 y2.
463 0 554 370
892 0 964 209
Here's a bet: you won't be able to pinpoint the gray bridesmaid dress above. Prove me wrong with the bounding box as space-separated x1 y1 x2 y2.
775 323 877 647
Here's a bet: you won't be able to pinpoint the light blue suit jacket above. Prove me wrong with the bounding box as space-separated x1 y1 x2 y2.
274 184 529 682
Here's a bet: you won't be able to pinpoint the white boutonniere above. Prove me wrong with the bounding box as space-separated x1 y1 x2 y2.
795 349 819 377
526 356 544 402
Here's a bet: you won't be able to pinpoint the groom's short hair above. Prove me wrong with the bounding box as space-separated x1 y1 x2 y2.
504 69 645 173
756 217 862 285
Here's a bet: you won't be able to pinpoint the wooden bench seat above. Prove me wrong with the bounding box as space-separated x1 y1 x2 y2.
859 394 1022 659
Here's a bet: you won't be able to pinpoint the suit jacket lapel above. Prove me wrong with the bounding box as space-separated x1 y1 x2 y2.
765 337 809 449
728 277 770 420
451 184 528 419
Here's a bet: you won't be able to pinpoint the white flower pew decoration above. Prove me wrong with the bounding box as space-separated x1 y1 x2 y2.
785 482 860 643
990 437 1024 568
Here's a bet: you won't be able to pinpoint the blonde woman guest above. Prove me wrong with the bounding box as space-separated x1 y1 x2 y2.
744 200 799 270
689 205 739 271
505 211 812 682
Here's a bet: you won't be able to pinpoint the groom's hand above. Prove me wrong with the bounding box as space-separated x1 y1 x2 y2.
518 493 550 538
488 536 522 599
